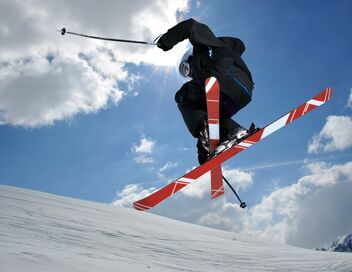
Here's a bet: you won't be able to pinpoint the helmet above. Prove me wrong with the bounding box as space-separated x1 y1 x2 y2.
179 48 193 78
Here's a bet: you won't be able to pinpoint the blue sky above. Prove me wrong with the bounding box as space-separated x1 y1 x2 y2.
0 0 351 248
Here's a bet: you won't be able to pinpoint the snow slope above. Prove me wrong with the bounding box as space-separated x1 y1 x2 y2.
1 185 351 272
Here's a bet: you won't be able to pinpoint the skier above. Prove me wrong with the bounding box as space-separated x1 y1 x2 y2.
156 18 254 164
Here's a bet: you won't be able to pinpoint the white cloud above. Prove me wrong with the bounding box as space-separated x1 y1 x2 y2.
112 184 156 208
307 115 352 153
223 168 254 191
196 201 250 233
248 161 352 249
159 161 179 173
0 50 125 127
0 0 190 127
181 168 253 199
112 161 352 249
134 155 154 164
112 166 254 230
156 161 180 181
348 89 352 109
180 171 212 199
132 136 156 154
132 135 156 164
113 166 253 204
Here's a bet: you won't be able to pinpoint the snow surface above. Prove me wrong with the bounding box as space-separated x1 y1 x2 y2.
1 185 352 272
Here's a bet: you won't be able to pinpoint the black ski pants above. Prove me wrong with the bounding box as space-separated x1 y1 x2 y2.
175 77 250 140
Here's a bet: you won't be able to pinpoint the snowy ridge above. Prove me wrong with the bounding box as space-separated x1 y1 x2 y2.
328 234 352 252
316 234 352 253
1 185 352 272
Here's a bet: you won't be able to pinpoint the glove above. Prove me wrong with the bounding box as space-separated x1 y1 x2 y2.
157 42 173 51
156 35 173 51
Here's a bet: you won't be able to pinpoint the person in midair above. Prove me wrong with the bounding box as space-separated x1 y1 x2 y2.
157 18 254 164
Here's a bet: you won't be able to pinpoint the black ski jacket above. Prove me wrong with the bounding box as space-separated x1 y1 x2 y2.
158 18 254 104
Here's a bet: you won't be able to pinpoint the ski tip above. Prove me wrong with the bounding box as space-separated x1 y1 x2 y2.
324 87 333 102
311 87 332 105
133 201 151 211
327 87 333 100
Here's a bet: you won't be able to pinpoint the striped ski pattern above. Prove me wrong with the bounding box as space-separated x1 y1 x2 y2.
133 88 332 211
205 77 224 199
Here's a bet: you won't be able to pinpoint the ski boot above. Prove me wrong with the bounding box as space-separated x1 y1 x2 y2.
211 123 259 157
197 120 210 165
197 139 209 165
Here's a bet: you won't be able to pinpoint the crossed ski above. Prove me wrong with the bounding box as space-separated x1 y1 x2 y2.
134 87 332 211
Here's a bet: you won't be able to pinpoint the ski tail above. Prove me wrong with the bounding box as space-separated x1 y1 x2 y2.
133 87 332 211
205 77 224 199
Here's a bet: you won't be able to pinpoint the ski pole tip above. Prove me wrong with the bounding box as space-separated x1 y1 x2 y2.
60 28 66 35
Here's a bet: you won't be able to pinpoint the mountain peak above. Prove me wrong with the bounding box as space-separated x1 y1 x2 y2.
328 234 352 253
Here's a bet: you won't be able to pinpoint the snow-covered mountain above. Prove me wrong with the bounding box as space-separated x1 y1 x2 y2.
316 234 352 253
1 185 352 272
329 234 352 252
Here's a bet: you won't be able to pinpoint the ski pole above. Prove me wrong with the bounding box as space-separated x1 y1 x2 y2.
222 175 246 208
57 28 159 45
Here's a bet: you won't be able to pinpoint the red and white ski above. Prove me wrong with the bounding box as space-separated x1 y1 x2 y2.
133 87 332 211
205 77 224 199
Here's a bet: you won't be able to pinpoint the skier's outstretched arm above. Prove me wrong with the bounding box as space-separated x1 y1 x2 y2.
157 18 224 51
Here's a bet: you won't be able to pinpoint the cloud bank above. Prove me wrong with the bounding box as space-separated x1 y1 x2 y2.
249 161 352 248
307 115 352 153
0 0 190 127
113 161 352 249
